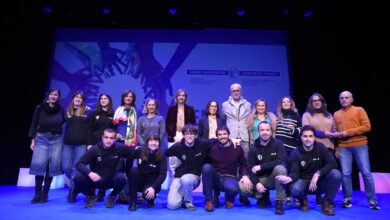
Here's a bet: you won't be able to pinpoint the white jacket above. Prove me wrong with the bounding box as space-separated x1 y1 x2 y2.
222 96 251 142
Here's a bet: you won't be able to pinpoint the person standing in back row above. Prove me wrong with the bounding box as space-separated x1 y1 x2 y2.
333 91 380 210
222 83 252 205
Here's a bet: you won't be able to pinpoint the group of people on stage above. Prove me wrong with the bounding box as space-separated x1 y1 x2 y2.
28 83 380 215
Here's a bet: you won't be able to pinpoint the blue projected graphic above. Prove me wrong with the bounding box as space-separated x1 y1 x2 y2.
49 29 291 120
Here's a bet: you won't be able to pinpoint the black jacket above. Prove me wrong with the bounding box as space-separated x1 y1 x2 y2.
165 138 215 178
289 141 337 181
28 103 66 138
248 137 285 183
76 142 135 178
64 109 92 145
87 110 114 145
198 116 226 139
134 147 167 191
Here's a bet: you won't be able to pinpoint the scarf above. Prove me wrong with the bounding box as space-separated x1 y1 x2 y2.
113 106 137 146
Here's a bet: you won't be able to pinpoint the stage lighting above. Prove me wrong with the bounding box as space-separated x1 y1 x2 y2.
43 6 52 13
169 8 177 15
237 10 245 16
304 11 312 17
102 8 111 14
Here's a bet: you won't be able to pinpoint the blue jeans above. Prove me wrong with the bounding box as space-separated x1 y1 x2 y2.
167 174 200 209
339 145 377 201
290 169 341 202
62 144 87 188
30 133 63 177
202 163 239 203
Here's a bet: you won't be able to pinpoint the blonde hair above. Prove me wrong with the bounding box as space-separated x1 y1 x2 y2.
174 89 188 104
143 98 159 115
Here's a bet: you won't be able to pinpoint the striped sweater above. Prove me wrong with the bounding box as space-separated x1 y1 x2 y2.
275 110 302 149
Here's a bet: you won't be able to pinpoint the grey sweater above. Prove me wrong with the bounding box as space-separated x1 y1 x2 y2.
136 115 166 146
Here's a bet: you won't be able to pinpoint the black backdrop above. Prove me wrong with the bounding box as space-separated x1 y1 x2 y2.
1 2 388 185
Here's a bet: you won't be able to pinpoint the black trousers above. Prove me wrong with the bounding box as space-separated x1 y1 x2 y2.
128 168 161 203
73 171 127 197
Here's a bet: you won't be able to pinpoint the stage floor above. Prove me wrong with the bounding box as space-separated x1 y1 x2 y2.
1 186 388 220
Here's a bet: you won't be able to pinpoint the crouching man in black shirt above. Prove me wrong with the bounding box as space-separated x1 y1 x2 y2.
74 128 135 208
276 125 341 216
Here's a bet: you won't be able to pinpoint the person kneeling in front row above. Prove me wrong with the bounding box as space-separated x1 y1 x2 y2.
73 128 135 208
276 125 341 216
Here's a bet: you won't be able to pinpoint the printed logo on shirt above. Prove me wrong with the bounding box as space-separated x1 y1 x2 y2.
195 153 202 157
149 164 156 168
182 155 186 161
257 155 263 161
112 155 119 159
313 157 320 161
300 161 306 167
270 152 277 156
97 156 102 162
95 115 100 120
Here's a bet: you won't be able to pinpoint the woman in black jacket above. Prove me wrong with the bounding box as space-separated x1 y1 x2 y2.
128 134 167 211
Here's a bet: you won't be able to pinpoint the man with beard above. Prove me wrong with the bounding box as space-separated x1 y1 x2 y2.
241 121 287 214
202 126 252 211
276 125 341 216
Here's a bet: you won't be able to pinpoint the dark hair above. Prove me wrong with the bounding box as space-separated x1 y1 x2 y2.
205 100 220 117
182 124 198 135
300 125 316 136
95 93 113 115
45 88 61 104
306 93 331 117
121 90 136 107
103 128 117 136
67 91 87 117
257 121 273 132
277 96 298 119
142 134 164 161
215 126 230 136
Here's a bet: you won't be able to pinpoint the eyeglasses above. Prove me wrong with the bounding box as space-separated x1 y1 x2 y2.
183 132 195 136
311 99 322 103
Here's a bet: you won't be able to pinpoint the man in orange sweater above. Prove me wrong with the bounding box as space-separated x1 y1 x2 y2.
333 91 380 210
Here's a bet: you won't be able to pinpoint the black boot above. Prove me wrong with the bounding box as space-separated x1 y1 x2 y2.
239 195 250 206
40 175 53 203
128 202 137 211
40 185 50 203
84 195 95 208
116 193 130 204
95 189 106 202
275 200 285 215
105 195 116 208
67 188 78 203
31 185 42 204
146 199 155 208
31 176 43 204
